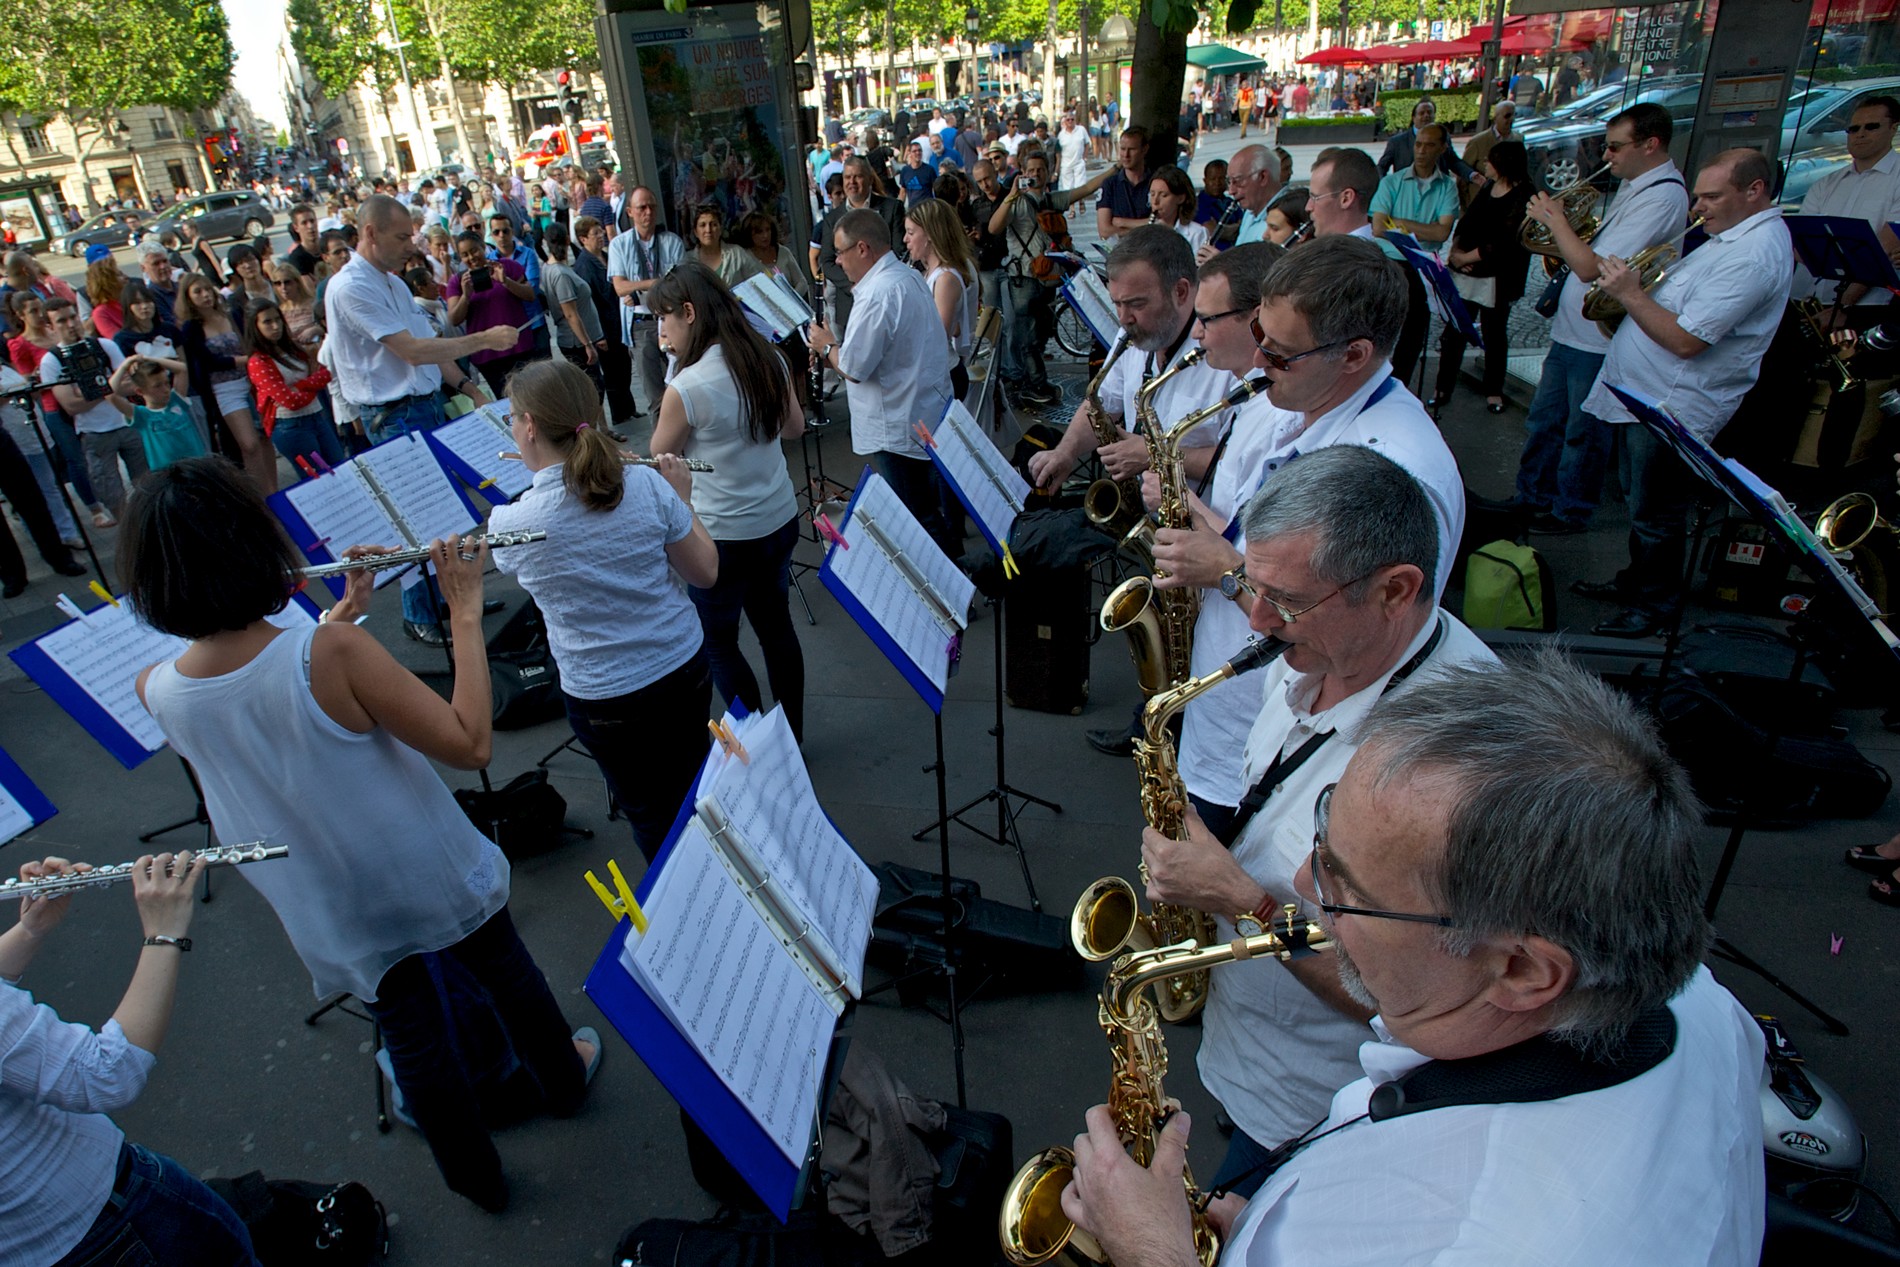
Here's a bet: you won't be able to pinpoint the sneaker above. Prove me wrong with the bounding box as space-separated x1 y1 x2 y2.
1019 383 1060 407
1526 513 1586 536
403 620 449 647
53 560 88 577
374 1048 418 1130
1086 727 1136 758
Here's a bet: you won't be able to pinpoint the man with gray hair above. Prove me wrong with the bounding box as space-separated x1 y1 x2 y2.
1140 444 1496 1192
1197 143 1281 262
1067 651 1765 1264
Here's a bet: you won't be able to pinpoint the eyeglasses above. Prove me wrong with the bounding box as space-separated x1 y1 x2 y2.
1845 121 1894 134
1251 568 1373 623
1306 187 1343 203
1250 316 1351 372
1603 139 1636 153
1194 306 1248 330
1309 784 1458 927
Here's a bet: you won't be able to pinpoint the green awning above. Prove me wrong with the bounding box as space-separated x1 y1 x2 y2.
1186 44 1268 75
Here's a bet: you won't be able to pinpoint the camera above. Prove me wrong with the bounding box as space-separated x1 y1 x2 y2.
468 265 493 292
1022 176 1040 191
52 340 111 403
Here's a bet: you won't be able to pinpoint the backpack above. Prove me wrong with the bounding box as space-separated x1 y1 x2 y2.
1462 541 1555 632
203 1172 389 1266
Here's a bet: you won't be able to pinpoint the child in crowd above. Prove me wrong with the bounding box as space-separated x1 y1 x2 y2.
126 355 207 471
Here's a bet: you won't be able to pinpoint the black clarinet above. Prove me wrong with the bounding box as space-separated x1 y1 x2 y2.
1209 195 1242 247
809 263 827 426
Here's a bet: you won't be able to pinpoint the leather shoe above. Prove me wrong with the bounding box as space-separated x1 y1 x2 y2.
482 599 505 616
53 559 89 577
1570 578 1624 601
403 620 449 647
1527 513 1585 536
1592 608 1659 639
1086 727 1136 758
1 578 24 599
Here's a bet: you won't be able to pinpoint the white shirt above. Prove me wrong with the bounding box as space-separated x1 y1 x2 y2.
322 251 442 406
1585 207 1794 442
1056 125 1088 172
1791 149 1900 306
925 264 977 362
926 116 950 137
669 344 799 540
1255 364 1466 598
1100 329 1228 453
835 251 953 459
1222 968 1766 1266
37 340 126 434
489 463 704 699
1173 220 1209 254
605 228 685 342
1551 161 1691 355
999 131 1027 155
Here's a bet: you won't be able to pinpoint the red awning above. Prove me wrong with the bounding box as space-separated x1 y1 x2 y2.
1361 39 1473 63
1299 45 1373 65
1810 0 1897 24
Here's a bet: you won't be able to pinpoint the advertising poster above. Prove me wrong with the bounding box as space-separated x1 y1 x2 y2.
636 28 792 239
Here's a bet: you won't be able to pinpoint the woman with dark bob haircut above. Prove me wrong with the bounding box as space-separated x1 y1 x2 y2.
122 457 600 1213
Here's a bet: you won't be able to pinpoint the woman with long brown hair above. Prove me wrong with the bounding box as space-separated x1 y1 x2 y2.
647 260 807 743
177 271 275 491
486 359 719 861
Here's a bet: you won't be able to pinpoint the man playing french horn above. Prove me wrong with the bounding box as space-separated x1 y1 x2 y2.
1140 445 1492 1195
1067 655 1766 1265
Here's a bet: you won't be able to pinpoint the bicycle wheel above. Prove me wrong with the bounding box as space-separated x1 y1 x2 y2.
1054 303 1096 359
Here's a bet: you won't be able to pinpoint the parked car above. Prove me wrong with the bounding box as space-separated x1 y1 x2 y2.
50 210 143 258
1779 76 1900 162
151 190 275 244
1517 74 1707 191
1778 141 1852 210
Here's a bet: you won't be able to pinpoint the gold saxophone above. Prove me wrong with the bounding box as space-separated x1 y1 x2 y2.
999 905 1331 1266
1792 297 1859 394
1080 339 1141 540
1075 635 1289 1024
1104 376 1267 694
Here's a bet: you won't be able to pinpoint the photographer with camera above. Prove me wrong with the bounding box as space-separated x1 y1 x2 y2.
986 146 1112 407
39 299 144 521
444 231 535 396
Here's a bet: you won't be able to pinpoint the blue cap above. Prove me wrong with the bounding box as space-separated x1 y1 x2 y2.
84 243 112 264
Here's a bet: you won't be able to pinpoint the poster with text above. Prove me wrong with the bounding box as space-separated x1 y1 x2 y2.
637 30 792 244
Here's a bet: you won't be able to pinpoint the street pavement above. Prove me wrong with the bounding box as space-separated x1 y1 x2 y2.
2 133 1898 1261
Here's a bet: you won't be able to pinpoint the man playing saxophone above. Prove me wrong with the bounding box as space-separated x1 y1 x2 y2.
1511 103 1688 535
1139 445 1493 1197
1575 148 1792 639
1067 655 1765 1265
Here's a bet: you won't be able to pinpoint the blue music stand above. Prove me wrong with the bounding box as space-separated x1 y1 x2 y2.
1786 214 1900 307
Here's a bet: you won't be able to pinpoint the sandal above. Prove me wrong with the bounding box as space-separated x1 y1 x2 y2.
1870 876 1900 906
1844 844 1900 876
91 509 115 529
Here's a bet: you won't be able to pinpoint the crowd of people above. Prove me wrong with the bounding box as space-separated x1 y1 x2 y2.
6 82 1895 1266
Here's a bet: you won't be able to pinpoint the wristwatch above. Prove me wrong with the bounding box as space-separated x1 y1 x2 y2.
1218 564 1250 601
1233 891 1282 939
142 935 192 952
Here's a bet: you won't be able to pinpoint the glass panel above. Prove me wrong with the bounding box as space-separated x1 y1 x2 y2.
1779 0 1900 209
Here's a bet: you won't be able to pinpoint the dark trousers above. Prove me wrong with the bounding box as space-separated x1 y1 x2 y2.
476 351 531 396
564 650 713 863
597 339 637 425
0 427 78 586
1210 1123 1279 1199
689 517 807 742
1513 340 1611 525
1433 300 1513 400
366 906 584 1210
54 1142 258 1267
1186 792 1241 847
43 406 98 508
1392 264 1430 388
559 342 607 395
872 450 958 562
1612 421 1700 621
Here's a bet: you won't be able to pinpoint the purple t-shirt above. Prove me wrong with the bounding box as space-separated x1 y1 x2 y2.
444 257 531 364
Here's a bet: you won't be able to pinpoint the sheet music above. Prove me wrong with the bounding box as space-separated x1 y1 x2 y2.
620 817 834 1166
732 274 813 342
36 603 187 755
430 406 531 500
697 707 877 1000
356 433 478 545
0 779 35 845
930 400 1028 555
826 476 974 693
1063 268 1118 349
283 466 407 561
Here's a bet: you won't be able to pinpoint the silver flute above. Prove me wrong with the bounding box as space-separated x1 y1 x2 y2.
299 530 548 579
497 450 714 472
0 843 289 903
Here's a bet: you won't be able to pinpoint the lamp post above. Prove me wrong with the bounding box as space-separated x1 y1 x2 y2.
1078 0 1090 124
1099 14 1135 126
966 7 981 110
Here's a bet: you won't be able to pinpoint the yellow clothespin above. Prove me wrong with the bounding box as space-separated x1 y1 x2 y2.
584 858 647 932
708 719 750 765
1001 544 1021 580
87 582 120 608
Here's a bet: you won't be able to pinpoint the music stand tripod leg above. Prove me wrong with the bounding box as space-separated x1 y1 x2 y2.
137 756 218 901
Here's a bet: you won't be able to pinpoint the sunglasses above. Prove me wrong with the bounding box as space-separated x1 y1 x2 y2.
1845 121 1893 134
1250 316 1351 372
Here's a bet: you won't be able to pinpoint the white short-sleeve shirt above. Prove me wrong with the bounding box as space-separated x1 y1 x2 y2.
1790 150 1900 307
322 252 442 406
1550 162 1692 356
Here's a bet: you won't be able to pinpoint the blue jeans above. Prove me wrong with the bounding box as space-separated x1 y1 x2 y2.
1209 1123 1279 1200
42 406 98 509
563 650 712 863
366 393 448 625
994 269 1024 383
55 1142 258 1266
689 517 807 743
270 407 346 474
1612 422 1698 620
1512 341 1610 525
1004 275 1052 389
366 906 584 1211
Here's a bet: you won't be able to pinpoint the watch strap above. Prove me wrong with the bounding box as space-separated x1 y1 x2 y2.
143 935 192 951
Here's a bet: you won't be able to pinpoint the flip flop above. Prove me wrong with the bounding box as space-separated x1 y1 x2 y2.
1844 844 1900 877
574 1026 603 1086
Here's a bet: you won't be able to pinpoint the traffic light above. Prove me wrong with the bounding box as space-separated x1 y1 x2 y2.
557 69 582 128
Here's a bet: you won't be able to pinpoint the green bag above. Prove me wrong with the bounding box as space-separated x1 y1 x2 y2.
1463 541 1556 632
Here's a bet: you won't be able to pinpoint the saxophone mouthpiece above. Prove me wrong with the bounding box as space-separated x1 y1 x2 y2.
1180 346 1207 368
1229 636 1291 676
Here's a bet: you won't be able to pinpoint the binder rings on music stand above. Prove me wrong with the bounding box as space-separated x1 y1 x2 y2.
0 746 56 845
9 595 321 770
268 431 481 600
583 706 875 1220
817 470 976 712
921 399 1031 570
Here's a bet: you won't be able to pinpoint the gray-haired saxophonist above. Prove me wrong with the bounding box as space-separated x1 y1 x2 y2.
1140 444 1493 1199
1071 655 1765 1265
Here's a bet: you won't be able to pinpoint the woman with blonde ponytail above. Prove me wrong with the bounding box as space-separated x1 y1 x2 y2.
487 359 718 861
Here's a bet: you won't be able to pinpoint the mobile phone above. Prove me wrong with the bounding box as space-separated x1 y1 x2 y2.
469 266 492 291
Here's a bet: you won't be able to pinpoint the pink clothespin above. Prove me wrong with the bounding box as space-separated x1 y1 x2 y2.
912 421 936 448
311 453 335 475
815 513 848 549
708 719 750 765
308 535 332 553
1830 934 1844 956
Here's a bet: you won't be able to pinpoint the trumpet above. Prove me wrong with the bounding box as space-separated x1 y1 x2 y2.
299 530 547 578
1792 298 1859 394
1520 163 1610 259
498 450 714 472
1578 217 1706 328
0 843 289 903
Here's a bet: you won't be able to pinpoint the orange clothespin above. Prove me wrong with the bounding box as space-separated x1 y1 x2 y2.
814 513 848 550
912 421 936 448
708 719 750 764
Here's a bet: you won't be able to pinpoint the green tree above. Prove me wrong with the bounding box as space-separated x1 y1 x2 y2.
0 0 234 208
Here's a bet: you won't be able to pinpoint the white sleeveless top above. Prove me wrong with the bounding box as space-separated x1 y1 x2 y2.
925 264 976 362
143 624 508 1002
